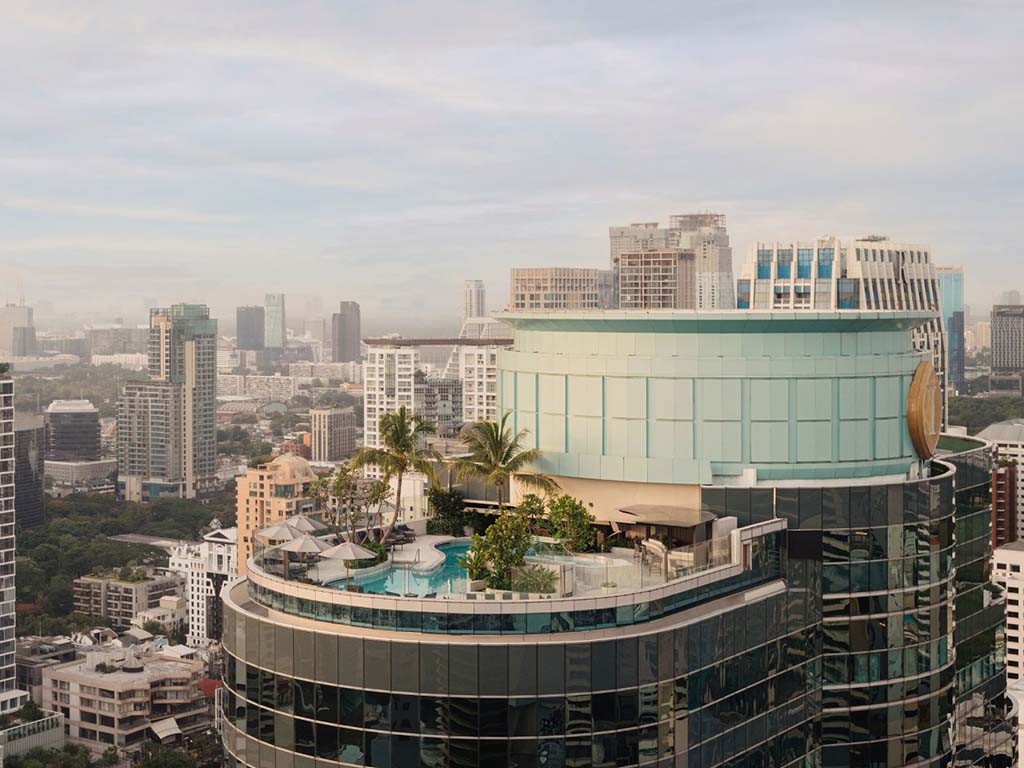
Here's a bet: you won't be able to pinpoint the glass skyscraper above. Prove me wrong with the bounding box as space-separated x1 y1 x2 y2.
218 310 1015 767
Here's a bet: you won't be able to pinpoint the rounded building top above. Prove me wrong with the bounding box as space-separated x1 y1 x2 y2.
267 453 314 482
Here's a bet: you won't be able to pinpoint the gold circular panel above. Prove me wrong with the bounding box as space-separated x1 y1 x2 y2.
907 361 942 459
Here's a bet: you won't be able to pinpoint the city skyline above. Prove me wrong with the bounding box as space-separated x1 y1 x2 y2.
1 3 1019 324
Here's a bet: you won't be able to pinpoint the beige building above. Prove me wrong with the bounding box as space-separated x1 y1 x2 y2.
615 249 696 309
509 267 614 311
72 572 183 630
42 649 206 756
309 407 356 462
235 454 316 576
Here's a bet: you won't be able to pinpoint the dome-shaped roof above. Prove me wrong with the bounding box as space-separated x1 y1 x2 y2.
268 453 314 482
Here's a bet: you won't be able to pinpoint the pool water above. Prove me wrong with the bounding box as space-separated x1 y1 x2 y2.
346 541 471 596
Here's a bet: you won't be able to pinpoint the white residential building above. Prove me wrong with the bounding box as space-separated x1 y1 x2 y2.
168 527 238 646
363 345 417 450
993 543 1024 682
453 346 499 423
216 374 298 400
0 370 27 712
979 419 1024 540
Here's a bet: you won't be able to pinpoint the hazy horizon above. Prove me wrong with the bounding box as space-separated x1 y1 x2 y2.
2 2 1020 328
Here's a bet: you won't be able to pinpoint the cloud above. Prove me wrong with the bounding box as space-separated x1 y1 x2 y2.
0 195 238 224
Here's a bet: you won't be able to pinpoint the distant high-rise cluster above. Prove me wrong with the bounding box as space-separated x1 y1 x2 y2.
0 304 35 358
117 304 217 502
936 266 965 394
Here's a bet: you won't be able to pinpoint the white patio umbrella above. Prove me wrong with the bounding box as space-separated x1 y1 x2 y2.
319 540 377 584
285 514 328 533
257 522 304 542
275 534 332 579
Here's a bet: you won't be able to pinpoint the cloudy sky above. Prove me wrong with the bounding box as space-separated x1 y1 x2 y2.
0 1 1019 330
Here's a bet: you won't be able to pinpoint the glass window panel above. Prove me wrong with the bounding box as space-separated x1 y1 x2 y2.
338 636 363 688
419 644 449 695
392 641 419 693
419 695 447 735
537 645 565 696
315 633 338 685
564 644 590 694
364 641 391 691
338 687 362 727
364 690 390 730
508 645 537 696
509 697 538 737
478 645 508 696
448 698 479 738
479 698 508 737
449 646 479 696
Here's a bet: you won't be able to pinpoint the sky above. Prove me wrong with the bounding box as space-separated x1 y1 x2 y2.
0 1 1020 331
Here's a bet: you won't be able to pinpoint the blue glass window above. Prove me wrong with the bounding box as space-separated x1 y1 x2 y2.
817 248 834 279
736 280 751 309
837 279 861 309
776 249 792 279
756 250 772 279
797 249 813 279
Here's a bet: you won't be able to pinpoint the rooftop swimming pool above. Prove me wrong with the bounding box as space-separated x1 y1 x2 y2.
334 541 472 596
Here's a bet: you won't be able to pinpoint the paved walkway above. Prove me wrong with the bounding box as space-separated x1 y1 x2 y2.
389 534 456 572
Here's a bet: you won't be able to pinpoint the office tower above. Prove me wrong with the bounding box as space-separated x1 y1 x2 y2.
13 414 44 529
937 266 966 393
235 455 315 576
168 526 238 646
0 304 32 357
510 267 616 311
309 407 356 462
979 419 1024 540
221 308 1016 766
464 279 486 321
0 371 27 712
44 400 101 461
609 212 735 308
331 301 361 363
264 293 286 349
236 306 265 351
999 289 1022 306
413 376 463 437
117 304 217 502
363 344 418 450
992 460 1018 548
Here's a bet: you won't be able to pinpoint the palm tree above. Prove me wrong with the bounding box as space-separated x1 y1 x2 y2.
455 412 559 511
351 406 441 543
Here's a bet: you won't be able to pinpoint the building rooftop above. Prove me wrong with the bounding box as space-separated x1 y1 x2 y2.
978 419 1024 444
45 399 98 414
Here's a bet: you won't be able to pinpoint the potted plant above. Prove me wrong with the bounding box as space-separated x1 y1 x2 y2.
459 536 491 592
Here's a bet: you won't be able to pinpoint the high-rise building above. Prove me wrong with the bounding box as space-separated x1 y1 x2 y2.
363 344 417 450
999 289 1022 306
264 293 286 349
44 400 101 461
330 301 361 363
235 455 315 577
0 370 27 713
609 213 734 308
510 267 616 311
464 280 486 321
993 460 1018 548
168 526 238 647
220 309 1016 766
309 407 356 462
992 305 1024 380
117 304 217 502
615 249 696 309
937 266 966 394
452 345 498 423
0 304 33 358
13 414 44 529
84 325 149 357
979 419 1024 541
994 544 1024 683
236 306 265 351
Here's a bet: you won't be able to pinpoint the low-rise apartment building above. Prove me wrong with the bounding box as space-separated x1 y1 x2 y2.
72 572 184 630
